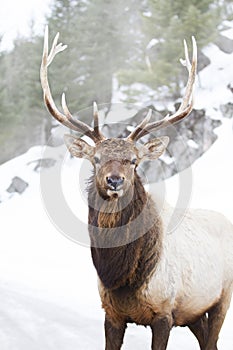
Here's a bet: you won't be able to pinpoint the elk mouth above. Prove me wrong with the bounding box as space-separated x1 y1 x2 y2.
107 188 124 198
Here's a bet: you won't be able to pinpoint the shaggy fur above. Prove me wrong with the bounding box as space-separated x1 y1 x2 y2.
88 172 163 291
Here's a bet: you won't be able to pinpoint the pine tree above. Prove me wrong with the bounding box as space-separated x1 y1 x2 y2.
46 0 143 115
0 52 9 138
119 0 222 93
0 32 47 163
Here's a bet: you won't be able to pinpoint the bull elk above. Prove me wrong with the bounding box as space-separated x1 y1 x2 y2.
40 26 233 349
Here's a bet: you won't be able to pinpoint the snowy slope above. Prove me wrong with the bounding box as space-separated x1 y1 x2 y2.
0 44 232 349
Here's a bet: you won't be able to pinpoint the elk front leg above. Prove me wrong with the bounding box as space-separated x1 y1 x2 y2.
104 316 126 350
151 316 172 350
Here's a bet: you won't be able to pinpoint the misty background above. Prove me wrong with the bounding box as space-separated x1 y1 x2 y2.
0 0 232 168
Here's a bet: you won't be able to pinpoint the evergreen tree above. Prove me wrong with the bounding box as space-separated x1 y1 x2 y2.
46 0 143 115
0 51 6 123
119 0 222 93
221 0 233 20
0 0 227 164
0 33 47 163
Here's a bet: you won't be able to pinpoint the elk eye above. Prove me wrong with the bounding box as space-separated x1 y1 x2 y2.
94 156 100 164
131 158 137 165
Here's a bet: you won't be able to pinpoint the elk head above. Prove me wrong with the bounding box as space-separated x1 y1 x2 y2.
40 26 197 200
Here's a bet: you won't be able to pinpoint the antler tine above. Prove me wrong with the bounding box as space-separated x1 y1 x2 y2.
178 36 197 111
41 26 73 130
93 102 101 137
60 93 101 140
131 37 197 141
40 26 104 143
47 32 67 66
127 109 152 141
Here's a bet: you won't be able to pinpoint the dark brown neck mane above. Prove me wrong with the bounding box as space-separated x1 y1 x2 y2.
88 172 163 291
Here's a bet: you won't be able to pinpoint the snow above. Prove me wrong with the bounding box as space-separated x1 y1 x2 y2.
187 139 199 149
221 20 233 29
0 43 233 349
195 43 233 112
221 27 233 40
1 131 232 350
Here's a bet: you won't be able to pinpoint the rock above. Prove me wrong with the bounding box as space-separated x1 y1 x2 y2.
220 102 233 119
227 83 233 94
7 177 29 194
103 105 222 183
197 51 211 72
216 28 233 54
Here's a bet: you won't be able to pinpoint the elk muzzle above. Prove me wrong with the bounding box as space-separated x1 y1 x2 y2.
106 175 125 191
96 159 134 199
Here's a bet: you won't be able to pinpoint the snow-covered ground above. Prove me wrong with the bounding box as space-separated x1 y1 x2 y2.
0 43 232 349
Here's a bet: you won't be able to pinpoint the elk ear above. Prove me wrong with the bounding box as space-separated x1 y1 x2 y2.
138 136 169 160
64 134 95 160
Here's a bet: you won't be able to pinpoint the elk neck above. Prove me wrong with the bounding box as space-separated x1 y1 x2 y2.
87 172 163 291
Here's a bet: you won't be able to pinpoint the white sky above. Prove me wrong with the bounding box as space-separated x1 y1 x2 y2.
0 0 52 50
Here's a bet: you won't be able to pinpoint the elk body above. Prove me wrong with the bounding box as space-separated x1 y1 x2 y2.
41 27 233 350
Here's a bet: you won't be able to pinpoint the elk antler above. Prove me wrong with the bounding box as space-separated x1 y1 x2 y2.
127 36 197 142
40 26 105 143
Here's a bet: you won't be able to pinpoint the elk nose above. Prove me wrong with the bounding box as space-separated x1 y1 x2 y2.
106 175 124 190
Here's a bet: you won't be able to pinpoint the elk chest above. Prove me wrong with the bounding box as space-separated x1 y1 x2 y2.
99 283 157 328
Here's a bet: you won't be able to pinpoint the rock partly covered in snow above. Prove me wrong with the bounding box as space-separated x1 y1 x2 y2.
103 105 222 182
108 40 233 182
7 176 29 194
217 27 233 54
